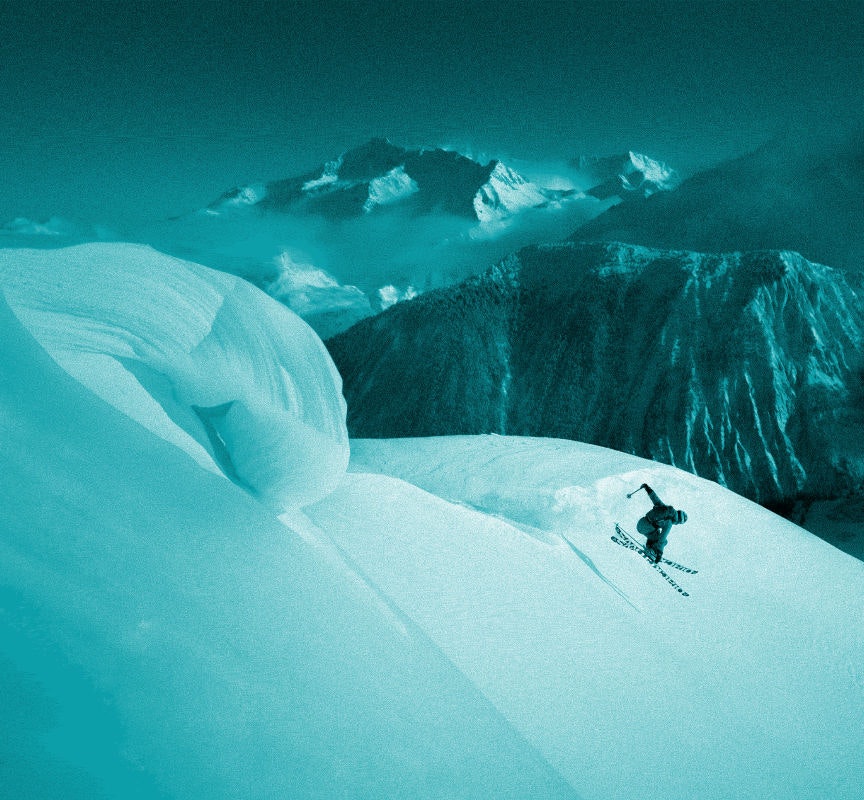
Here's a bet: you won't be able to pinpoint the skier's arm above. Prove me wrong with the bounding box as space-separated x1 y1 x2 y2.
641 483 664 506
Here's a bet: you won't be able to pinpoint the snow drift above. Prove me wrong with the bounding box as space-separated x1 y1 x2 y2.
0 243 349 510
0 295 575 799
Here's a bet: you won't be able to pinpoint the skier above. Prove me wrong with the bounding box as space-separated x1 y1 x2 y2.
629 483 687 563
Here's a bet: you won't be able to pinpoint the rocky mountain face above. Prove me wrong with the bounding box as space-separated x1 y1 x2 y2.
211 138 567 223
327 241 864 505
573 133 864 276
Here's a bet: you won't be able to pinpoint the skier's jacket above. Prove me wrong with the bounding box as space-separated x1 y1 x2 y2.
644 486 687 527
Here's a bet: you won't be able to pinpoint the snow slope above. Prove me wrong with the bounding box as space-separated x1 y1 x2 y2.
0 243 348 510
0 295 575 800
311 436 864 800
2 243 863 799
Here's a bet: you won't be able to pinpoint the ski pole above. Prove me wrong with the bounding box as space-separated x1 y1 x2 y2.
626 485 646 499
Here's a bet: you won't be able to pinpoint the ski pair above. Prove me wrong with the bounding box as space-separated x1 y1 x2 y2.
611 524 693 597
614 524 697 573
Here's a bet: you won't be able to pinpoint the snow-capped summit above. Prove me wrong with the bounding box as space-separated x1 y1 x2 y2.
209 138 562 224
327 240 864 510
574 151 679 199
332 136 406 182
473 160 552 225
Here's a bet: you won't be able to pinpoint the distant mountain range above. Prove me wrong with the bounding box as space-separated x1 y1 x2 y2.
2 139 682 338
208 137 571 225
143 139 674 336
327 241 864 506
573 132 864 276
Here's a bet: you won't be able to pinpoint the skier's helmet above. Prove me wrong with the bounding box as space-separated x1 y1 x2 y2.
676 509 688 524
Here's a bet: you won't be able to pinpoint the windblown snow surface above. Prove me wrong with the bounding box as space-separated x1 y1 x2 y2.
0 243 348 510
2 244 864 800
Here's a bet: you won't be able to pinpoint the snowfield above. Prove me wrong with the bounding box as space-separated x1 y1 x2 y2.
2 244 863 800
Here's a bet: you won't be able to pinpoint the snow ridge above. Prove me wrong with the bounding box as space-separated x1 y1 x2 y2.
1 243 350 510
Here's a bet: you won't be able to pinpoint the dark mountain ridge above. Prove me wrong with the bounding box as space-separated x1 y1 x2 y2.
327 240 864 505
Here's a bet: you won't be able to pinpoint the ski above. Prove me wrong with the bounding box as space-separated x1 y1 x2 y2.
614 524 697 574
611 528 691 597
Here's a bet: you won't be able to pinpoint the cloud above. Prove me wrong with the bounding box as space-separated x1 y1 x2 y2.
378 284 419 310
0 216 119 245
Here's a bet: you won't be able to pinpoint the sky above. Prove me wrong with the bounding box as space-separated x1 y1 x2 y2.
1 0 863 227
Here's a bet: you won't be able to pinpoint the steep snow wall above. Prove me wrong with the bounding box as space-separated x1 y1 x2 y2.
0 243 349 510
327 241 864 503
0 296 577 799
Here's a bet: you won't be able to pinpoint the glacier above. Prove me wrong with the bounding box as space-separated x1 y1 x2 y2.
2 243 863 800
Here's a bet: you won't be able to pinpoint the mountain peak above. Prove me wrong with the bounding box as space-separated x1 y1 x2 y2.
208 140 557 223
336 138 408 182
574 151 679 200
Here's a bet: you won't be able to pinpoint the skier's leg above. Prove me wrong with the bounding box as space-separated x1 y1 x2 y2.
643 524 662 562
655 521 672 558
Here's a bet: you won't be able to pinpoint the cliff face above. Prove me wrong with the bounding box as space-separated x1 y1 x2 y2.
327 241 864 502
